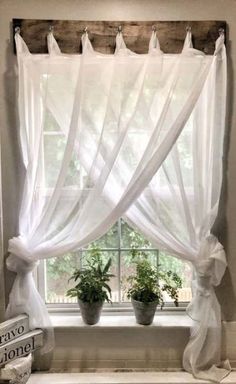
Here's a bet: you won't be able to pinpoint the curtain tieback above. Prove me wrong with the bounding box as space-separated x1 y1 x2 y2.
194 234 227 286
196 275 212 297
7 236 38 274
184 235 230 382
186 235 226 324
6 254 39 274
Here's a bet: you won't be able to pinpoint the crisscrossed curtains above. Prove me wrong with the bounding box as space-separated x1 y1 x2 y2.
7 29 227 382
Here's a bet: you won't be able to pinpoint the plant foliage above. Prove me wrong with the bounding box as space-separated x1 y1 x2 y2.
127 251 182 307
66 246 114 303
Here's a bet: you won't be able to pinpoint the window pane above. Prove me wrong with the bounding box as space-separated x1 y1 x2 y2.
120 250 159 302
45 253 79 304
44 109 61 132
159 252 192 302
44 220 192 306
121 219 153 248
44 134 66 188
81 250 119 303
89 222 119 249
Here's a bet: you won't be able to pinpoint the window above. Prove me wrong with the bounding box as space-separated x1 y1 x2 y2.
37 218 192 306
37 109 193 308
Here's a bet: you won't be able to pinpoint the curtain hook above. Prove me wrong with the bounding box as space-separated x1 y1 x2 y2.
15 26 21 34
186 25 191 32
83 26 88 34
152 25 157 32
49 25 54 33
219 28 224 36
118 25 122 34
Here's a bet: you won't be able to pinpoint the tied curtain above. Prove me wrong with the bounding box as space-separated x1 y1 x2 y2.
7 27 228 382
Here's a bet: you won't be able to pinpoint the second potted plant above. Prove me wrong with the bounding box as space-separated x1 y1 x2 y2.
66 246 114 325
127 258 182 325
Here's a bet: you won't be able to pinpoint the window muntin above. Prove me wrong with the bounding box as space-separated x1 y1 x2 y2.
40 218 192 306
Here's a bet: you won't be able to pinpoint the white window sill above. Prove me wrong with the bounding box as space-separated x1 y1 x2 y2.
50 313 193 371
28 371 235 384
50 312 193 329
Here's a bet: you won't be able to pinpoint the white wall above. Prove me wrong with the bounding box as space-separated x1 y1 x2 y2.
0 0 236 323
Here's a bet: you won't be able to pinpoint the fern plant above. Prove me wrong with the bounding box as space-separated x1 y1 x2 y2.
127 257 182 307
66 246 114 303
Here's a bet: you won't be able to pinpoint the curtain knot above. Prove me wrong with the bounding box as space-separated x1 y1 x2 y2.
8 235 33 260
194 234 227 287
6 254 38 274
7 236 38 274
196 275 212 297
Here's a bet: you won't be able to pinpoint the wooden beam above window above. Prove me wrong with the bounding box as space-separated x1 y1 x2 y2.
12 19 226 55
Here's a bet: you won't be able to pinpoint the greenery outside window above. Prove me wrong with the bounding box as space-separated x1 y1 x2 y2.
37 218 192 307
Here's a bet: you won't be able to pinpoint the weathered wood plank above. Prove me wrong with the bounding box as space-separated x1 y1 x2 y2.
0 315 29 348
12 19 226 55
0 330 43 367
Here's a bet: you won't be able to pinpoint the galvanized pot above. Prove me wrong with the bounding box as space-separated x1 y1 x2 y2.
131 297 158 325
78 299 104 325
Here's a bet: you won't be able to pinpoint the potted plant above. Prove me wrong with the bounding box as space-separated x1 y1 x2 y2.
127 257 182 325
66 246 114 325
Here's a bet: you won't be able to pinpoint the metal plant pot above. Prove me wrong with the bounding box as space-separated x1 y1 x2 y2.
131 297 158 325
78 299 104 325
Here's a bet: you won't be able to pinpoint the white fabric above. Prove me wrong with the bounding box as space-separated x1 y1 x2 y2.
47 32 61 55
124 33 229 382
148 30 163 54
7 30 227 381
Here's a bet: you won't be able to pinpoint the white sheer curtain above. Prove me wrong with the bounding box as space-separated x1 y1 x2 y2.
6 28 227 381
125 32 229 383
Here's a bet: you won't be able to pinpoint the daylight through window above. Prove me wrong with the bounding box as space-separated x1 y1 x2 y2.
38 109 193 307
38 218 192 305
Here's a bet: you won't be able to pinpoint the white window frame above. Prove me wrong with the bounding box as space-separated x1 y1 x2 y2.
39 124 192 313
36 217 191 313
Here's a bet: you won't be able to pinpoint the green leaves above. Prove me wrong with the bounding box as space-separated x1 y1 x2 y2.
127 256 182 307
103 258 112 274
66 246 114 304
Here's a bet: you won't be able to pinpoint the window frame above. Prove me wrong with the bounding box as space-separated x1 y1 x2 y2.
39 117 192 313
36 217 191 313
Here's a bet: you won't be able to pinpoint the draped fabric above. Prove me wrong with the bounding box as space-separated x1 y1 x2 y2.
7 28 228 382
124 31 229 382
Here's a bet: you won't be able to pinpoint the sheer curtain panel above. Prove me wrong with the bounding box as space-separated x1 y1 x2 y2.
125 31 229 383
6 27 228 382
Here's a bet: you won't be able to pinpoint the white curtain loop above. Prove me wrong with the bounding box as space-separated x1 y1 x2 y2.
81 32 94 54
182 29 193 51
214 33 225 56
148 31 163 54
115 32 127 54
47 32 61 55
182 29 205 56
6 254 39 275
15 33 30 56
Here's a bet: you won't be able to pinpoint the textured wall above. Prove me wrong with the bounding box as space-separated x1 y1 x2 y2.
0 0 236 323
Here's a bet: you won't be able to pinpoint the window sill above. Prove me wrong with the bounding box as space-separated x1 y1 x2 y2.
28 371 236 384
49 313 192 371
50 312 192 329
